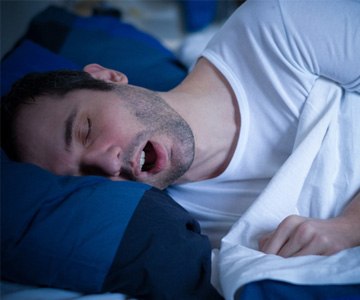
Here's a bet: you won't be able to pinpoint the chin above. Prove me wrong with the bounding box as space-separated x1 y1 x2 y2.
144 179 170 190
143 172 181 190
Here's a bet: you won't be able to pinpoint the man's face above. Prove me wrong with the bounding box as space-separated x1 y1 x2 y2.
14 86 194 189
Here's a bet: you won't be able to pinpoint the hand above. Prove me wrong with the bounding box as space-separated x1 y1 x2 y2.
258 215 356 258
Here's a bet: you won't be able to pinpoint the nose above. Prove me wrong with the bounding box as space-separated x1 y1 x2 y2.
80 145 122 177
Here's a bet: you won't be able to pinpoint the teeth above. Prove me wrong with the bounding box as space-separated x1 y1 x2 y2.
140 151 145 170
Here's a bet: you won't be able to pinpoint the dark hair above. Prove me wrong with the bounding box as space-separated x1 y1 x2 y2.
1 70 116 161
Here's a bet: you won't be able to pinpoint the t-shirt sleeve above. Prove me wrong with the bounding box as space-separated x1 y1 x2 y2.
277 0 360 93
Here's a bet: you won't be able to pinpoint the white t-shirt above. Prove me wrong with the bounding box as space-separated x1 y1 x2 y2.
167 0 360 248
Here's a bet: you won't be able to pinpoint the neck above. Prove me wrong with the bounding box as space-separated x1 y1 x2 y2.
160 58 240 183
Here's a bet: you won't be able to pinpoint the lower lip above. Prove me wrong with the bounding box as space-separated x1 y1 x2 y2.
146 141 168 175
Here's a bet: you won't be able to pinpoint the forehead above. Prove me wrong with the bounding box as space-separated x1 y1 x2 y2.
13 91 90 159
16 92 76 130
17 89 122 121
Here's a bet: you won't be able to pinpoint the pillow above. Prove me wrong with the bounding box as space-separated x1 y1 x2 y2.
0 150 143 292
1 151 220 298
23 6 188 91
181 0 217 32
0 39 79 96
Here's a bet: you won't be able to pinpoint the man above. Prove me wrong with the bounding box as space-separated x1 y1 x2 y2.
2 0 360 258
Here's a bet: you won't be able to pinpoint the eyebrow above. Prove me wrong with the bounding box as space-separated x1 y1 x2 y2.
64 108 78 151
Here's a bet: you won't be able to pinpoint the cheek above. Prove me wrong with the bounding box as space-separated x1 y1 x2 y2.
100 109 145 137
96 121 138 146
93 104 147 147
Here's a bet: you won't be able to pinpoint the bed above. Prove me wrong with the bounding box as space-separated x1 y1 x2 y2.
1 4 360 300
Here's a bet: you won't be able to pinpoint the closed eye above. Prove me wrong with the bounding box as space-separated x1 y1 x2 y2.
87 118 92 138
84 117 92 145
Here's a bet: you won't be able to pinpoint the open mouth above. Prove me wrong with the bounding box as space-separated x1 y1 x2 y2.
140 142 157 172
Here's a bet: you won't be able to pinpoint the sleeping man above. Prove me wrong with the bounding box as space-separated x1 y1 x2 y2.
1 0 360 296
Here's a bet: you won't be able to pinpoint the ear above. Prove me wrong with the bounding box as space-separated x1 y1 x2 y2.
83 63 128 84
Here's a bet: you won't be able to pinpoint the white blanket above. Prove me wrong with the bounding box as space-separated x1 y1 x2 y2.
213 78 360 299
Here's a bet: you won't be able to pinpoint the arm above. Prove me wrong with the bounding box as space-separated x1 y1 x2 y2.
256 0 360 258
259 191 360 257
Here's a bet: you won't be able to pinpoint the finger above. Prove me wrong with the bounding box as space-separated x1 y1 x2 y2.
260 228 291 255
261 215 303 255
277 228 313 257
291 237 326 257
291 231 341 257
278 219 329 257
258 232 273 250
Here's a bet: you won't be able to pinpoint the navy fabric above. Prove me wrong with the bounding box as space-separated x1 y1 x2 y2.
236 280 360 300
60 29 186 91
181 0 218 32
23 6 187 91
25 6 170 55
1 150 148 293
0 39 79 96
73 15 173 55
103 188 222 299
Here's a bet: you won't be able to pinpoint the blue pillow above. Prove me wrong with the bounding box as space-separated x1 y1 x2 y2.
0 150 146 292
24 6 187 91
0 150 219 298
1 39 79 96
